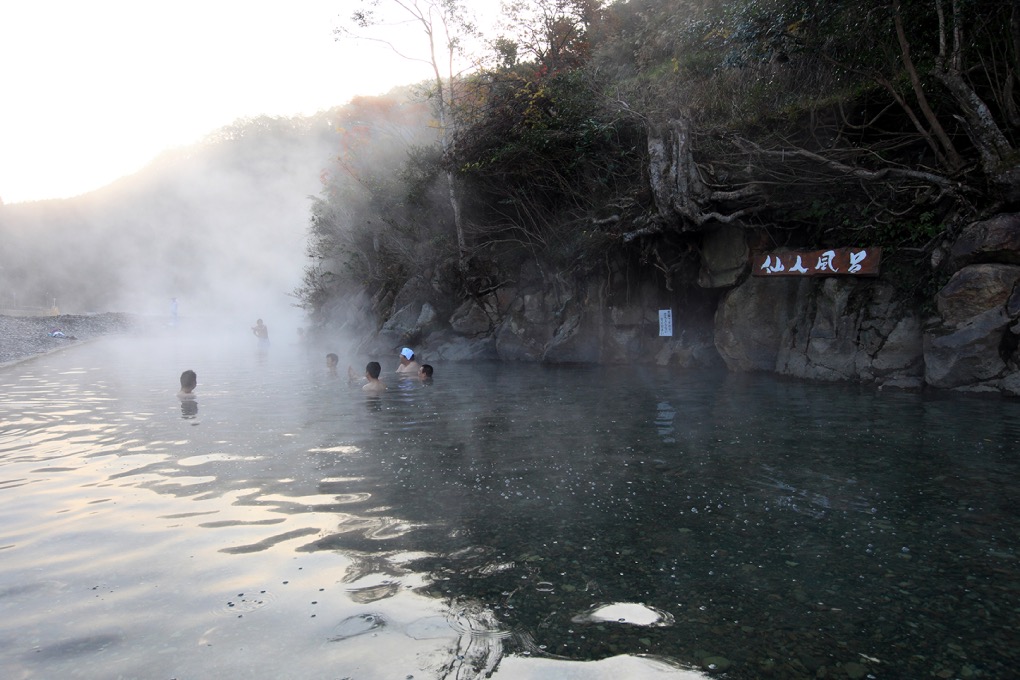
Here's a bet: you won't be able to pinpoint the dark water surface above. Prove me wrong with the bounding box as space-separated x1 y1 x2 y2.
1 329 1017 679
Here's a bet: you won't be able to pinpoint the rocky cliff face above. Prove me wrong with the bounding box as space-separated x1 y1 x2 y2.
924 214 1020 394
343 213 1020 396
713 213 1020 395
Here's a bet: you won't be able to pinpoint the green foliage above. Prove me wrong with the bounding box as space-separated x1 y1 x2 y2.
301 0 1020 322
297 91 461 317
451 65 645 258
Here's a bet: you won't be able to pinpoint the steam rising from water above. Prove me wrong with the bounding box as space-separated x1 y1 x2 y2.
0 114 344 329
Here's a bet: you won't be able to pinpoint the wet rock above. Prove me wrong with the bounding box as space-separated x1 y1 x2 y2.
936 264 1020 327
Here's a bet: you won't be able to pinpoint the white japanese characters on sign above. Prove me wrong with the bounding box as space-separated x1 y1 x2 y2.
753 248 881 277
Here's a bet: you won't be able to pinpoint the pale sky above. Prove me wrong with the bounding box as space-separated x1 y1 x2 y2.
0 1 497 204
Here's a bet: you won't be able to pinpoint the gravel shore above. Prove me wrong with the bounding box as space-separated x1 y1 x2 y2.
0 313 139 367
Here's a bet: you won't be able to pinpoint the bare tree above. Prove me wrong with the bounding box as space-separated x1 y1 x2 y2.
340 0 480 268
927 0 1020 201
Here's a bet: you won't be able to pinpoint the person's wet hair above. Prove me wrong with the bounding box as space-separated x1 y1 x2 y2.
366 361 381 379
180 370 197 391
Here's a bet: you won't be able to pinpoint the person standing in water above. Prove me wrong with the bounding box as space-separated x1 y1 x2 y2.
251 319 270 349
396 347 420 374
326 353 339 377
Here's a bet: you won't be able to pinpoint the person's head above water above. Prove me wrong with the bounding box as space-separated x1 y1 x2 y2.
326 353 339 367
419 364 433 379
366 361 382 379
397 347 421 373
179 369 197 394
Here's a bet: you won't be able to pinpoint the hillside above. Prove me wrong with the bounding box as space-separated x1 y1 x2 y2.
0 111 343 320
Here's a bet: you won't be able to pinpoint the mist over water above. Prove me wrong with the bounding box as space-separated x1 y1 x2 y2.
1 327 1017 679
0 114 340 317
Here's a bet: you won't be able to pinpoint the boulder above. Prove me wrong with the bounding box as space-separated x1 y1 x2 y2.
1009 285 1020 318
380 302 421 341
379 300 440 349
449 299 493 336
390 275 434 317
924 307 1011 389
936 264 1020 327
1000 371 1020 397
949 213 1020 270
416 302 438 333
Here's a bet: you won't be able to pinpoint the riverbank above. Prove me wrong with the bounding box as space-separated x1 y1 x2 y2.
0 313 139 367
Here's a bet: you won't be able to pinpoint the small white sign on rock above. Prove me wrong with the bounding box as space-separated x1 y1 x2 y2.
659 309 673 337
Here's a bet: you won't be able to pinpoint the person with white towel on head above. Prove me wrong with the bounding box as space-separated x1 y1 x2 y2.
396 347 420 374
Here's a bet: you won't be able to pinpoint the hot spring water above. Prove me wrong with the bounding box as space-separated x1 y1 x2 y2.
1 328 1017 679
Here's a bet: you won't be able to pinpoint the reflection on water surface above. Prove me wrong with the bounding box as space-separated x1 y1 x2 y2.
0 329 1017 679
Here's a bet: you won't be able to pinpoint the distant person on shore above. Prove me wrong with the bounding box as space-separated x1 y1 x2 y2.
178 370 197 398
251 318 270 349
349 362 386 392
418 364 433 383
396 347 421 374
326 353 339 377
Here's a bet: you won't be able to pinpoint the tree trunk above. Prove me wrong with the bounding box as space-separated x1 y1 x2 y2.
933 0 1020 202
647 117 702 230
646 118 764 232
892 0 965 171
